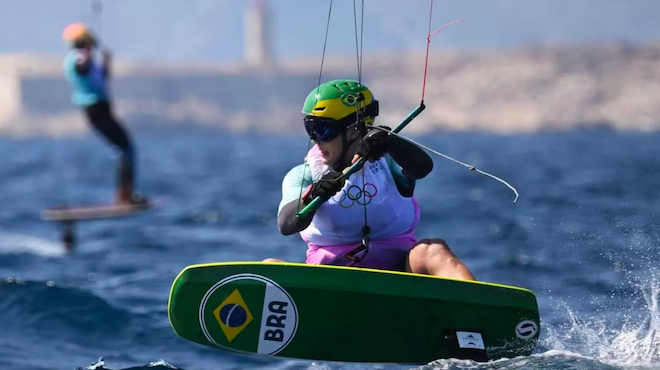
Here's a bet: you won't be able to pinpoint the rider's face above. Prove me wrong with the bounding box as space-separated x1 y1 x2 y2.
316 128 360 168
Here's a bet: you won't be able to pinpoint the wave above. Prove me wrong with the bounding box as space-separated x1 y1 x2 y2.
0 231 64 257
0 278 132 345
76 358 185 370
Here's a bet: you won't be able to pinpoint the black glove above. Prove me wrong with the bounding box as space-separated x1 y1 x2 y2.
304 170 346 203
356 126 391 162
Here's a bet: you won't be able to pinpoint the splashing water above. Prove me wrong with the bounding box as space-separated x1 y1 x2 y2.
541 276 660 368
609 279 660 365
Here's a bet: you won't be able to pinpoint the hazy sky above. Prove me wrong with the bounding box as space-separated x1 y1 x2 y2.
1 0 659 62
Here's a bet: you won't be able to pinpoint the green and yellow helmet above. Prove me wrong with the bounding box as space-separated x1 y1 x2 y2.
302 79 379 142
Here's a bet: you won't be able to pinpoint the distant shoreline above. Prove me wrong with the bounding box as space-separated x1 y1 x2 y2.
1 42 659 136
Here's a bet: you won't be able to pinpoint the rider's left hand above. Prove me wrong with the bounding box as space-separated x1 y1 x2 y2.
353 126 391 163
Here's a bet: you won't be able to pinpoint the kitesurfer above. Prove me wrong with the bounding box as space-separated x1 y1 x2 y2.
61 23 145 205
271 79 476 281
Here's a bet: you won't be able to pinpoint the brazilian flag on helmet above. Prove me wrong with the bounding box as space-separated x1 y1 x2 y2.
303 79 379 143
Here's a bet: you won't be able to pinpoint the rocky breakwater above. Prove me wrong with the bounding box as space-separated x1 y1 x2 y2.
361 42 660 133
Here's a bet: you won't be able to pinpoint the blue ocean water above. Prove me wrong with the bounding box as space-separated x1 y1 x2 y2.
0 127 659 370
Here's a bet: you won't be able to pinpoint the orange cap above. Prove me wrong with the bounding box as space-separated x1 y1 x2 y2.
62 23 90 42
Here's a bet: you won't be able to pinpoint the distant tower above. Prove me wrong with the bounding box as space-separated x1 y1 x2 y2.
244 0 272 67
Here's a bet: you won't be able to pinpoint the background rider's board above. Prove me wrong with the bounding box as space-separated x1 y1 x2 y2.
41 201 153 250
41 202 152 222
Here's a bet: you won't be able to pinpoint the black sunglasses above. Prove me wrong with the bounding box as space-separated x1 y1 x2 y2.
303 116 350 143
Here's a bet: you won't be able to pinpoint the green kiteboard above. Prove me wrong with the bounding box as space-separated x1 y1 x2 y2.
168 262 540 364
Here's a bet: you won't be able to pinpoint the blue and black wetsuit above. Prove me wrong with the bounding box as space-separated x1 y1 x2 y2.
63 48 136 201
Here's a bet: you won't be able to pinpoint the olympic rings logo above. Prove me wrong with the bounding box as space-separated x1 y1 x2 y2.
332 183 378 208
